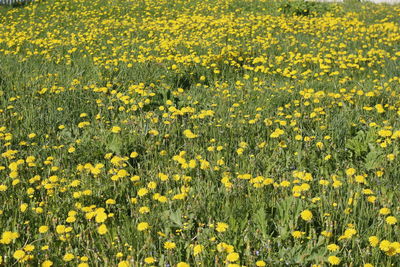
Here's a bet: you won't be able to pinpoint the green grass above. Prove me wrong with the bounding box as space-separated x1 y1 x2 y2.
0 0 399 266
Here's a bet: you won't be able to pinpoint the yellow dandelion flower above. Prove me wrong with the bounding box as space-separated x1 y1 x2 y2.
118 261 130 267
193 244 203 256
164 241 176 250
226 252 239 262
144 257 156 264
300 209 313 221
41 260 53 267
177 262 190 267
183 129 198 139
327 255 340 265
97 224 108 235
215 222 229 232
385 216 397 225
137 222 149 231
13 250 26 260
63 253 75 262
111 126 121 133
327 244 340 252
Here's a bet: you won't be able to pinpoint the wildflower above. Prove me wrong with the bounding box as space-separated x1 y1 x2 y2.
144 257 156 264
42 260 53 267
177 262 190 267
95 212 107 223
111 126 121 133
369 236 379 247
379 208 391 215
183 129 197 138
137 188 148 197
300 209 313 221
346 168 356 176
327 256 341 265
164 241 176 250
193 244 203 256
379 240 391 252
118 261 130 267
1 231 19 244
216 222 229 232
63 253 75 262
97 224 108 235
13 250 26 260
270 128 284 138
24 244 35 252
385 216 397 225
137 222 149 231
291 231 305 238
226 252 239 262
378 129 392 137
327 244 340 251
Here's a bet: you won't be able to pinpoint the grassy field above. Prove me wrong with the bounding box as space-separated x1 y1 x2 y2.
0 0 399 266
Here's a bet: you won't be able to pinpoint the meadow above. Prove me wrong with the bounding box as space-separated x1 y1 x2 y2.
0 0 399 266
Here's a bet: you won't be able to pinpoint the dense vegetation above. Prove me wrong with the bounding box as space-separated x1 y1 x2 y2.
0 0 399 266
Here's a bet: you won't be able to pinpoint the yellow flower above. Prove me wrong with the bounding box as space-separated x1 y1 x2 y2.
387 154 395 161
63 253 75 262
375 104 385 113
327 255 340 265
24 244 35 252
226 252 239 262
95 212 108 223
41 260 53 267
118 261 130 267
270 128 284 138
369 236 379 247
138 188 149 197
386 216 397 225
217 242 234 253
177 262 190 267
183 129 198 139
144 257 156 264
378 129 392 137
216 222 229 232
137 222 149 231
13 250 26 260
327 244 340 251
158 172 169 181
345 168 356 176
291 231 305 238
379 240 391 252
339 228 357 240
256 260 266 266
111 126 121 133
97 224 108 235
139 206 150 214
164 241 176 250
300 209 313 221
20 203 28 212
193 244 203 256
